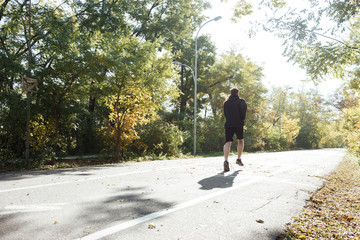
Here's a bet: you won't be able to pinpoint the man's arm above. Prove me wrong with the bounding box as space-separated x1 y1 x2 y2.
224 101 228 119
239 99 247 123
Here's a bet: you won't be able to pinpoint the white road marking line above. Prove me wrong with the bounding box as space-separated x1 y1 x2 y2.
5 202 67 209
76 177 261 240
0 163 205 193
0 203 68 215
265 178 318 188
76 167 294 240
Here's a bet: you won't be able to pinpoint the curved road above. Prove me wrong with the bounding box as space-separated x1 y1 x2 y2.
0 149 346 240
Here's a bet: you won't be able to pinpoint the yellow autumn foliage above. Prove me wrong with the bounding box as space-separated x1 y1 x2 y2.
100 86 156 161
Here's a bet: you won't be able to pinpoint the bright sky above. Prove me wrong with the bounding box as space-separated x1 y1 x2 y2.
202 0 342 96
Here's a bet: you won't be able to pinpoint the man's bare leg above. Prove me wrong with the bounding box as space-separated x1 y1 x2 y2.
223 141 232 172
235 139 244 166
224 141 232 161
237 139 244 160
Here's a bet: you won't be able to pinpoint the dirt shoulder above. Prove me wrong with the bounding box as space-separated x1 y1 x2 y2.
282 153 360 239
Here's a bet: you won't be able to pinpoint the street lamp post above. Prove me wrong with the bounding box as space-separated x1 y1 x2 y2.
174 62 195 83
194 16 221 155
278 87 292 131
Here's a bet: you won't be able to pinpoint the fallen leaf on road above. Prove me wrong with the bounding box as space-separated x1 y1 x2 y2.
26 193 29 196
148 224 156 229
54 221 59 224
256 219 264 224
213 201 219 203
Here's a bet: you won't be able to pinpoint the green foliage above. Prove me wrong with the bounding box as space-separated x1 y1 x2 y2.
343 100 360 156
256 0 360 81
96 35 177 161
347 122 360 157
0 92 26 162
29 114 55 160
296 121 322 149
198 115 225 153
138 120 184 156
261 115 300 151
1 0 353 170
100 88 155 161
173 34 216 120
292 90 324 149
230 0 359 154
232 0 253 22
196 51 268 152
319 122 345 149
281 115 300 148
263 127 288 151
0 0 207 168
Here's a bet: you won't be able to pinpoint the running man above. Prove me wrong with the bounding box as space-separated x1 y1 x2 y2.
223 88 247 172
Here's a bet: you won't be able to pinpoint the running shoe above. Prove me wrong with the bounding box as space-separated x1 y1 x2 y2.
236 159 244 166
224 161 230 172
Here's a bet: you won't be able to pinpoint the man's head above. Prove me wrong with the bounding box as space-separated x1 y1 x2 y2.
230 88 239 96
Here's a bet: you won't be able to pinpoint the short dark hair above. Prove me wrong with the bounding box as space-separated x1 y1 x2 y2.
230 88 239 96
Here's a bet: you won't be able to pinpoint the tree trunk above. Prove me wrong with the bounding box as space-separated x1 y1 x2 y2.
208 93 217 117
51 111 60 165
84 96 96 153
114 122 120 162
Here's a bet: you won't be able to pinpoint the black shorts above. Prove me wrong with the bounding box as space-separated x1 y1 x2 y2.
225 126 244 142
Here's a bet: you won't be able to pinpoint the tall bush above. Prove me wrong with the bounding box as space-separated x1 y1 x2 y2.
137 121 184 156
198 115 225 153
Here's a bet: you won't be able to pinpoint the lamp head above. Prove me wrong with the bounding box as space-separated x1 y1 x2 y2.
214 16 222 21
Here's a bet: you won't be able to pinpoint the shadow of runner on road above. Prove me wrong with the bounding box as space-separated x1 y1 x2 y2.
198 170 241 190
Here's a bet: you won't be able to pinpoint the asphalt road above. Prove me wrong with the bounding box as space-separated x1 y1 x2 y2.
0 149 346 240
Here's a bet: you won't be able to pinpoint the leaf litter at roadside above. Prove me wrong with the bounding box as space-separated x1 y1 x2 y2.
282 153 360 239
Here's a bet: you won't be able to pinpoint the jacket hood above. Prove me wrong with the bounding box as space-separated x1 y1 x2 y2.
228 95 240 102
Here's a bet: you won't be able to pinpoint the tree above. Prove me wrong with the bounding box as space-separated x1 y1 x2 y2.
98 36 177 161
129 0 210 43
294 90 324 149
342 90 360 155
261 87 300 150
260 0 360 152
101 87 153 161
173 35 216 120
137 120 184 156
0 0 209 165
230 0 359 152
231 0 359 79
197 50 267 152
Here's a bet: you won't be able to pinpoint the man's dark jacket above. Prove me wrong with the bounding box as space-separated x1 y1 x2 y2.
224 95 247 128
